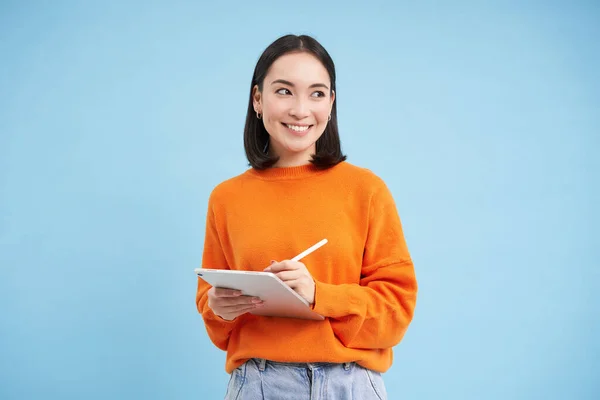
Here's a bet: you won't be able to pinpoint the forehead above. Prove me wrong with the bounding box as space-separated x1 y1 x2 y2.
266 52 330 86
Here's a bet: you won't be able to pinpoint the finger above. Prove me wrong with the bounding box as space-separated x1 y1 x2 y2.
223 303 263 314
282 278 304 289
275 270 303 282
262 260 278 272
219 305 258 320
216 296 263 307
265 260 298 273
213 287 243 297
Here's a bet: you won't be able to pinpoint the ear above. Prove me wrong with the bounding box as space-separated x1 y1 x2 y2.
252 85 262 112
329 89 335 112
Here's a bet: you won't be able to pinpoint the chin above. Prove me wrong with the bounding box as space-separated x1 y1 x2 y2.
284 144 314 154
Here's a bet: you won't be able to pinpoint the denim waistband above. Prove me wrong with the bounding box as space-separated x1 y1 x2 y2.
251 358 354 372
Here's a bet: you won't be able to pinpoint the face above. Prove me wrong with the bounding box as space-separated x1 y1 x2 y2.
253 52 335 166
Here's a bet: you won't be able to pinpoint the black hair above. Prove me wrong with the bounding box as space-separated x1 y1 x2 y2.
243 34 347 170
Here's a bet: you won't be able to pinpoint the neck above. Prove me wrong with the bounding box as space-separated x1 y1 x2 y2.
270 145 316 168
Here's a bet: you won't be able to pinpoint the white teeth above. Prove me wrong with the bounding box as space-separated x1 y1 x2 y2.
286 124 310 132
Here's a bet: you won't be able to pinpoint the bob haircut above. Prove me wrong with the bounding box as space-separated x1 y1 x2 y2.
243 34 347 170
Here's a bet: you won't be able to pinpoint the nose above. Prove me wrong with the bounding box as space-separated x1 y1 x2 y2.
289 98 310 119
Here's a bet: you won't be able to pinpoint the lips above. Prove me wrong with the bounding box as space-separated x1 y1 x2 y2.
281 123 313 136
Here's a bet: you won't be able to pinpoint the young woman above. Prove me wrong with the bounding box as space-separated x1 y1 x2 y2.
196 34 418 400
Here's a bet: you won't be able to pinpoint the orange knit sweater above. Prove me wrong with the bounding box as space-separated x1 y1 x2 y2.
195 161 417 374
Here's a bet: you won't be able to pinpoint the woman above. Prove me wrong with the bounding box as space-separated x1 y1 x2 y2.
196 34 418 400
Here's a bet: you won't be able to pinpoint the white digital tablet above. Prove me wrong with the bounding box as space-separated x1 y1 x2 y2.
195 268 324 321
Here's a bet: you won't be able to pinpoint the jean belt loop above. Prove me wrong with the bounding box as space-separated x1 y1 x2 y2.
258 358 267 372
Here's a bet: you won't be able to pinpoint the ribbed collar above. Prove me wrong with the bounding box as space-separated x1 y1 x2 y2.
246 162 341 181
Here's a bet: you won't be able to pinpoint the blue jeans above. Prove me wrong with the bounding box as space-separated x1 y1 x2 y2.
224 358 388 400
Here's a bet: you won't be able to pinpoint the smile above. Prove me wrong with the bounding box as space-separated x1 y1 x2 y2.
282 123 313 133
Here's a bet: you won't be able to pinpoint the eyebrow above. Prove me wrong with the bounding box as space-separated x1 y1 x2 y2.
270 79 329 90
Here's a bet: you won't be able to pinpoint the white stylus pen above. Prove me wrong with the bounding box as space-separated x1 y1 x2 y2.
291 238 328 262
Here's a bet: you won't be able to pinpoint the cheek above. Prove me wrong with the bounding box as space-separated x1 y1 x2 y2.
315 104 331 123
263 98 285 120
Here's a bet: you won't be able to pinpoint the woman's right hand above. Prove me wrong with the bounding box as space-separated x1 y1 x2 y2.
207 287 264 321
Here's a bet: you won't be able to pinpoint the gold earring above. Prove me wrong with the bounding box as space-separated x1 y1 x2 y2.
256 111 262 120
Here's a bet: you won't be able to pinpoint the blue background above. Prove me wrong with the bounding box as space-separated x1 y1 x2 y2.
1 1 598 399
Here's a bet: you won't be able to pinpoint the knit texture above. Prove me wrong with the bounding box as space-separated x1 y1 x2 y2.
196 161 418 374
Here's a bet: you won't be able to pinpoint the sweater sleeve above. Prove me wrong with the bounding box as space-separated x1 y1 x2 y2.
195 192 237 351
311 181 418 349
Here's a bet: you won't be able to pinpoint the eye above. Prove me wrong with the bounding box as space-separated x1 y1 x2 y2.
311 91 326 98
276 88 291 95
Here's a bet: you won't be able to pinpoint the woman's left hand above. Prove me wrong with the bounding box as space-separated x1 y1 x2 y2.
264 260 316 305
